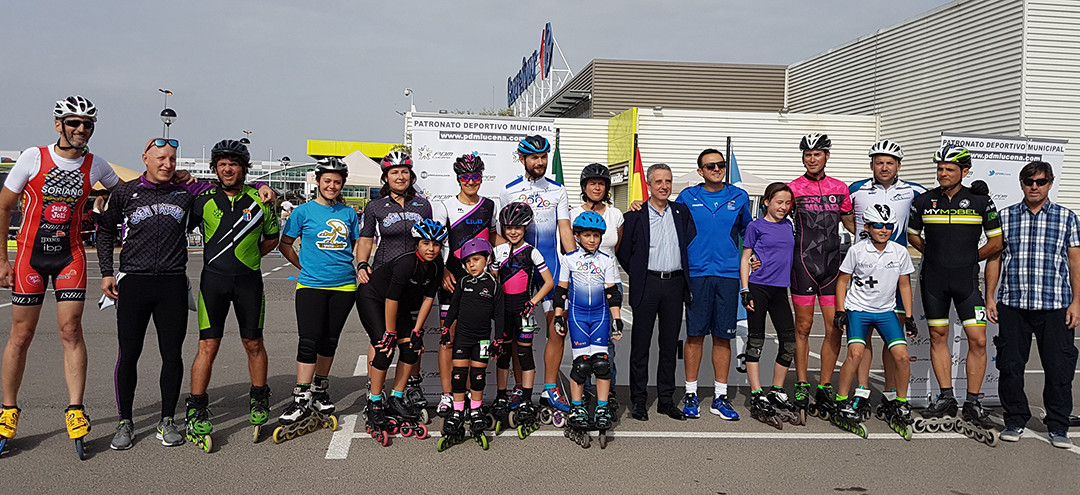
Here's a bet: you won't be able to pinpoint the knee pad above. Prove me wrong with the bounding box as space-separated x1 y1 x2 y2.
451 367 468 394
371 350 394 371
745 337 765 363
316 336 340 358
470 367 487 392
777 341 797 368
517 344 535 371
397 342 419 365
569 355 593 384
591 352 612 380
497 350 512 370
296 338 318 364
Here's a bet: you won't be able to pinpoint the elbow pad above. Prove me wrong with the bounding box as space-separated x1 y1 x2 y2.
605 285 622 308
553 285 568 310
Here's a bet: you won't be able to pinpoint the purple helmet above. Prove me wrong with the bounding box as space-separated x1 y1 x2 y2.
453 154 485 175
459 237 493 260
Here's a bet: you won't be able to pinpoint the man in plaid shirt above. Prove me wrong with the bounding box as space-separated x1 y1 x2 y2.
986 160 1080 449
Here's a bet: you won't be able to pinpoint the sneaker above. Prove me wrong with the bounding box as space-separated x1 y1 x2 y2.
156 417 184 446
682 392 701 419
437 393 453 416
710 395 740 421
1049 431 1073 449
1000 426 1024 442
111 419 135 450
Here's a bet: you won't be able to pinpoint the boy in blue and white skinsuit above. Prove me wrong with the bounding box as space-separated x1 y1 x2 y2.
832 204 918 427
552 211 623 431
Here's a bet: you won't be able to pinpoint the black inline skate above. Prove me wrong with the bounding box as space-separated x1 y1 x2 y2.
565 404 592 448
364 398 393 447
767 388 802 426
490 394 513 435
404 375 431 424
882 399 914 440
273 387 338 444
855 394 872 422
386 395 429 440
958 401 1000 447
436 409 466 452
594 404 613 449
914 395 958 433
830 399 868 438
748 392 783 430
793 382 811 425
808 384 835 420
468 407 490 450
874 396 896 421
512 399 542 439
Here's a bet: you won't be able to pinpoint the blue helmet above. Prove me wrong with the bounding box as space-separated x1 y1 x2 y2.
411 219 448 242
572 210 606 234
517 135 551 155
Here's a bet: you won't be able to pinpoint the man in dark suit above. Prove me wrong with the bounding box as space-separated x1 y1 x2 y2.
617 163 695 421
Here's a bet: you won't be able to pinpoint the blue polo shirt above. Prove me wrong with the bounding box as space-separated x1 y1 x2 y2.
675 183 752 278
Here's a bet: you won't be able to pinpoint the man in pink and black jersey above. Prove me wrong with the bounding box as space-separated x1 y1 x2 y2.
786 133 855 415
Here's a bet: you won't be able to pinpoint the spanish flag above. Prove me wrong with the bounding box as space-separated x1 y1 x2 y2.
629 133 648 202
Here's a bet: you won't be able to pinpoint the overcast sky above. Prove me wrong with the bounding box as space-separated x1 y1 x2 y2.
2 0 952 166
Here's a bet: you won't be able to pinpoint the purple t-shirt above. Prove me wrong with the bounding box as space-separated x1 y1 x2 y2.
745 217 794 288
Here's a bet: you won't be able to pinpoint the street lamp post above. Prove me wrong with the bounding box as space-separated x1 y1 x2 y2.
158 89 175 138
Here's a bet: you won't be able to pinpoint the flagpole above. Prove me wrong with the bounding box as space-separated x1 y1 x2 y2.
725 136 732 183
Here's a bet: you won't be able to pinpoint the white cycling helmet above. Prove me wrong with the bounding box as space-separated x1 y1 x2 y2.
799 133 831 151
868 139 904 160
53 95 98 121
863 204 897 225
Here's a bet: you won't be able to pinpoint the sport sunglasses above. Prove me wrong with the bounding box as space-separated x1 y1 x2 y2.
145 138 179 152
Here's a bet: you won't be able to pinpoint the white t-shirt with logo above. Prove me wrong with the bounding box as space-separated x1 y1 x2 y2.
839 239 915 313
570 205 623 259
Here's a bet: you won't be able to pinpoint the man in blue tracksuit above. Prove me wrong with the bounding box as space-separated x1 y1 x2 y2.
675 148 753 421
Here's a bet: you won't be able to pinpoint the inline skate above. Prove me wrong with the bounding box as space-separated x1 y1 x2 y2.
436 409 467 452
184 395 213 453
404 375 431 424
65 406 91 460
272 387 338 444
539 386 571 427
565 404 592 448
594 404 613 449
748 392 783 430
913 395 958 433
468 407 490 450
807 383 835 420
882 399 913 440
363 398 393 447
490 394 513 435
249 386 271 443
830 399 868 438
0 406 18 456
957 401 1000 447
767 388 802 426
386 395 429 440
793 382 811 425
512 399 542 439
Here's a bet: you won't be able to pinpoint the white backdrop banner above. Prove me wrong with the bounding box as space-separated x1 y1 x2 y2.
409 113 556 399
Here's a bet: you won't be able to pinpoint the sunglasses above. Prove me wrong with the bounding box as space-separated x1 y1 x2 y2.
869 222 895 230
145 138 179 152
458 173 483 183
63 119 95 130
701 161 727 170
1022 177 1050 187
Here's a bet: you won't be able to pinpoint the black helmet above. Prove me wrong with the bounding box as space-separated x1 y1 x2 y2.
210 139 250 170
453 154 485 175
799 133 832 151
499 201 534 228
580 163 611 191
315 157 348 180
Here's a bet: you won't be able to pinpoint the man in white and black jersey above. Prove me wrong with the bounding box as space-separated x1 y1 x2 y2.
845 140 925 418
499 135 575 412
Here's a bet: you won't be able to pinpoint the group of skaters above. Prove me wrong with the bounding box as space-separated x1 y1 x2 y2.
0 96 1075 457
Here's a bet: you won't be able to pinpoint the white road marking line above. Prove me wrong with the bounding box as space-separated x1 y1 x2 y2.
262 272 270 278
0 303 10 308
272 267 283 272
325 414 358 459
353 355 368 376
1029 432 1080 456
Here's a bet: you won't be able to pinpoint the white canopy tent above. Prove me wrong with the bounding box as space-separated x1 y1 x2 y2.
305 150 384 187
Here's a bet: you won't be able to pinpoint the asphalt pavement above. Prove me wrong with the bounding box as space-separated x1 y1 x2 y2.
1 250 1078 495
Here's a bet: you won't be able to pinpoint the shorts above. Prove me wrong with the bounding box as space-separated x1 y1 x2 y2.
846 311 907 348
197 270 265 340
356 294 416 343
790 260 839 307
12 249 87 306
452 333 492 363
686 276 739 339
920 264 986 327
567 304 610 358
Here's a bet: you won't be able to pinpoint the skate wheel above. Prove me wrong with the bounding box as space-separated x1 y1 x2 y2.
415 424 429 440
272 426 286 444
485 413 496 431
774 417 783 431
912 418 926 433
328 415 339 431
508 410 518 428
819 410 831 421
75 438 87 460
494 421 504 436
539 408 552 425
477 434 489 450
252 425 262 443
856 425 868 439
386 418 400 436
599 432 608 449
517 425 528 439
402 427 413 438
901 425 913 441
202 435 213 453
419 409 431 425
984 429 1000 448
552 412 566 428
437 436 449 452
926 422 940 433
581 432 591 449
380 430 391 447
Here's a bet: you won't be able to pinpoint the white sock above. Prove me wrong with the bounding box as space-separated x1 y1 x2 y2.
685 380 698 395
715 382 728 398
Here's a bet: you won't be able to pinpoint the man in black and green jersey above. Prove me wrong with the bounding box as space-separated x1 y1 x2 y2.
185 140 280 440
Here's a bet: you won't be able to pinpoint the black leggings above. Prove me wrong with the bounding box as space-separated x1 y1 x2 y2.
746 283 796 365
295 288 355 364
114 274 189 420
